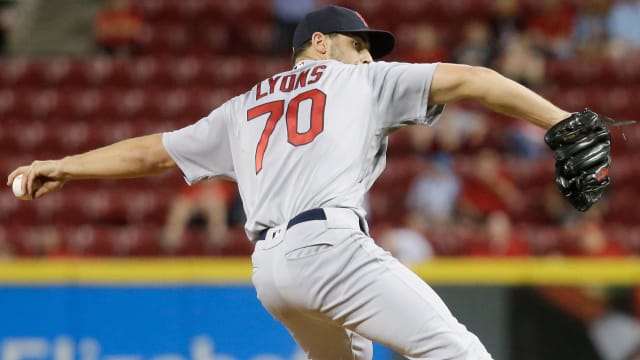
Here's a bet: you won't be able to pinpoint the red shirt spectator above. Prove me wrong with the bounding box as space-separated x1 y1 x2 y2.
94 0 144 56
526 0 576 57
402 23 449 63
466 212 530 257
458 150 522 217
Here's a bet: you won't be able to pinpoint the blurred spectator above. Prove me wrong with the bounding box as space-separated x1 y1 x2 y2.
606 0 640 60
504 120 547 159
494 33 546 89
526 0 577 58
531 208 639 359
458 149 523 219
405 152 460 229
636 288 640 319
161 179 240 253
378 221 434 265
93 0 144 56
489 0 526 52
536 286 640 360
454 21 494 67
24 226 64 257
271 0 316 56
0 228 13 260
572 0 610 60
0 0 15 55
403 22 448 63
564 212 628 257
531 211 638 359
542 184 579 224
467 211 529 257
409 103 488 153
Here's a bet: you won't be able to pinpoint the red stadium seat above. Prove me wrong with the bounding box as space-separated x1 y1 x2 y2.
597 87 634 117
242 19 276 54
218 228 253 256
609 225 640 253
191 23 232 55
109 225 161 256
123 56 161 87
166 57 204 86
545 59 612 87
150 89 189 119
69 89 110 119
122 189 170 225
191 88 237 115
74 189 123 223
613 60 640 85
138 23 190 55
7 120 48 152
0 189 28 225
30 191 70 225
53 121 93 152
218 0 272 21
0 59 46 88
41 58 83 87
520 225 569 256
111 88 152 118
425 226 471 256
79 57 117 86
0 89 17 119
61 225 112 256
175 0 211 20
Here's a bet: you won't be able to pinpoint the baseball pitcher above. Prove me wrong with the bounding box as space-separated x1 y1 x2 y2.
8 6 615 360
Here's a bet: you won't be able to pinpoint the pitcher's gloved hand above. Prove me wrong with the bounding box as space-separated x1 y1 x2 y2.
544 108 612 212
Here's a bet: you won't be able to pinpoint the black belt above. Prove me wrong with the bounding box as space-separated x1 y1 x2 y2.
256 208 326 241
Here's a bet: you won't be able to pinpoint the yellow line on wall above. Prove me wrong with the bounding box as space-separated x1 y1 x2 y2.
411 258 640 285
0 258 638 285
0 258 252 284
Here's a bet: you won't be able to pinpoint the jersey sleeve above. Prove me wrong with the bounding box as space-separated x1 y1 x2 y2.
162 105 235 185
366 61 445 130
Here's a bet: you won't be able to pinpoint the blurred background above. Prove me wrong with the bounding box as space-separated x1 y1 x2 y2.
0 0 639 359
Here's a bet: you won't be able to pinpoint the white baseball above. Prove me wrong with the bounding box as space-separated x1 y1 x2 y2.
12 174 29 200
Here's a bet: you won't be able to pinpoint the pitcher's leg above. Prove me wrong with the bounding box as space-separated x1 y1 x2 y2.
254 225 491 359
270 307 373 360
332 236 493 360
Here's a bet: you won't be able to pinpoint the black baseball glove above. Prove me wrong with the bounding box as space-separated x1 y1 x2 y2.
544 108 612 212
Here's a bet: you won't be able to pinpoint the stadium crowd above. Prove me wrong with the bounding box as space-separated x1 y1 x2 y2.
0 0 639 259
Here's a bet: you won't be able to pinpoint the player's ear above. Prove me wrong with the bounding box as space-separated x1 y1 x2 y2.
311 32 329 55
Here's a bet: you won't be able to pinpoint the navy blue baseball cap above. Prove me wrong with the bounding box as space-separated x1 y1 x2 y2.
292 5 395 59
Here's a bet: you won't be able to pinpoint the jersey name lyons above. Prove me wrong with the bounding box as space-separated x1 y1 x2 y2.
255 65 327 100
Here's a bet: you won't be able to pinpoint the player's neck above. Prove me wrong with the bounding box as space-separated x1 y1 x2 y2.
293 55 323 70
295 55 320 63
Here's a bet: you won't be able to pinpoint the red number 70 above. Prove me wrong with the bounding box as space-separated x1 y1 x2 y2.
247 89 327 173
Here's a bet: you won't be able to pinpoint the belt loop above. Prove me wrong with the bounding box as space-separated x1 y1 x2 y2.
322 207 366 232
256 208 327 241
358 215 370 235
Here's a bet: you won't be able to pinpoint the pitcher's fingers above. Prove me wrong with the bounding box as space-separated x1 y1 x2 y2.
24 163 41 199
6 166 30 186
33 181 62 199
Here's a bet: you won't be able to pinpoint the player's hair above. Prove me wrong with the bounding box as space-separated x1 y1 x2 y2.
291 33 339 64
292 40 311 64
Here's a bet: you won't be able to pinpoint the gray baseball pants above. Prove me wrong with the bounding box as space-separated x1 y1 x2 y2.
251 207 493 359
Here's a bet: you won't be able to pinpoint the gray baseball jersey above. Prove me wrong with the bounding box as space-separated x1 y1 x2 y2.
163 60 493 359
163 60 443 240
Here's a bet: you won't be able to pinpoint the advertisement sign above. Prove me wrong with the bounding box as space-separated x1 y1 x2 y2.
0 285 391 360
